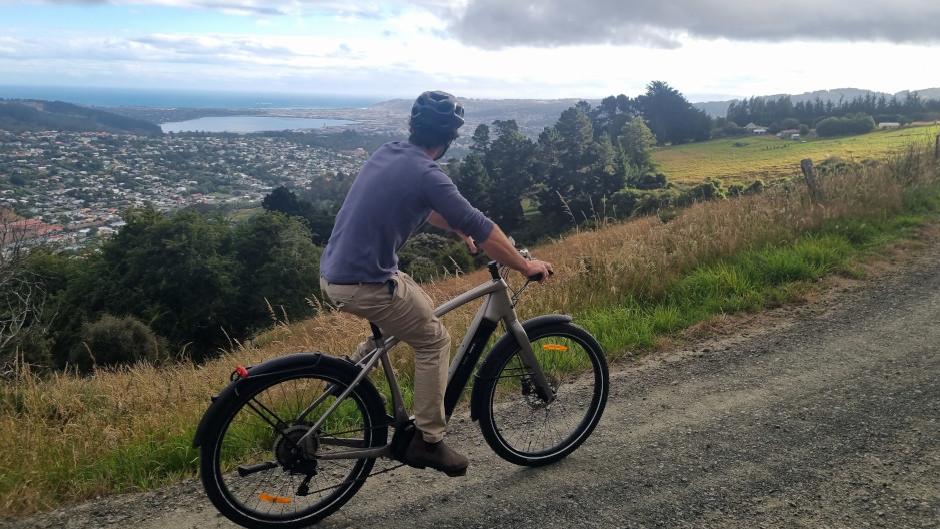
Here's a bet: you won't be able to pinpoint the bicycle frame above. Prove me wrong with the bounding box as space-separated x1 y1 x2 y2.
302 264 554 461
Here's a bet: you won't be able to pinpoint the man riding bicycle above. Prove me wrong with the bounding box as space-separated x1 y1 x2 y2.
319 90 552 477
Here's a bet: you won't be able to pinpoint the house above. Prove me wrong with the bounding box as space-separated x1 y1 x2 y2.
752 128 768 135
790 133 801 141
878 122 901 129
777 129 800 139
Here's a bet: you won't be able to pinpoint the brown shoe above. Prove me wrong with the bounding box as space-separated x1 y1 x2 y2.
404 436 469 477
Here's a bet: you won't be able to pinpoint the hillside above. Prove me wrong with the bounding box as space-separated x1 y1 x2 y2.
694 87 940 118
653 123 940 184
1 142 937 517
0 99 162 135
370 97 591 137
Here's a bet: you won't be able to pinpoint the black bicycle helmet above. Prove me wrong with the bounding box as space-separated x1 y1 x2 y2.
410 90 465 133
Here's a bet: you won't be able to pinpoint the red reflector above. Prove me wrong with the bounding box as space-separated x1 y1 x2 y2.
235 365 249 378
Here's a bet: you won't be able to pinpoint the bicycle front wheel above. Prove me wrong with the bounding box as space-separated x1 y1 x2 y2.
199 359 388 529
475 322 609 466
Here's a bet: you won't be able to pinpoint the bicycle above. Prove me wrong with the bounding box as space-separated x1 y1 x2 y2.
193 248 610 528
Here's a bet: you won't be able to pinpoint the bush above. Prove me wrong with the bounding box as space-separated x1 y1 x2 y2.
633 189 680 216
627 171 669 190
676 179 726 206
70 314 164 372
815 114 876 137
817 157 862 176
744 179 765 195
398 233 473 282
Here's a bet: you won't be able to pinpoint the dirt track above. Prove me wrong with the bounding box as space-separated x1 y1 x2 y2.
5 238 939 529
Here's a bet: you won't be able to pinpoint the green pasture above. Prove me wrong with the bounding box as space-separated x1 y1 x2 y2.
653 124 940 185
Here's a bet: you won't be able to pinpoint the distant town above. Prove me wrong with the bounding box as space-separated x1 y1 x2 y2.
0 129 368 248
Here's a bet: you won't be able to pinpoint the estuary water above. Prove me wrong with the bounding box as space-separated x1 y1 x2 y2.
160 116 356 133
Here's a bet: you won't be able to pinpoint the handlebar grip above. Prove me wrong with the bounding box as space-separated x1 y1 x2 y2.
527 270 554 282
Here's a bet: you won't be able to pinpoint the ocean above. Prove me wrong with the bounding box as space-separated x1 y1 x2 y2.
161 116 356 133
0 85 384 109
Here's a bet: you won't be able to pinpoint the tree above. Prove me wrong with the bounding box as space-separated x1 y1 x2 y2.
618 117 656 171
637 81 712 145
453 153 492 213
263 185 341 245
262 186 308 217
536 106 624 230
232 212 322 329
93 207 240 359
483 120 535 233
0 213 57 368
470 124 490 154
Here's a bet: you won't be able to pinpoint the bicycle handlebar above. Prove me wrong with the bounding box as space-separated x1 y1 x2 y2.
526 270 554 282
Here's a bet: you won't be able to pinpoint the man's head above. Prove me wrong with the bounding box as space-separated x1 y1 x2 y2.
408 91 465 160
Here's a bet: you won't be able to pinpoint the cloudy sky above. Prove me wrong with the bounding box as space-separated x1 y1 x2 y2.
1 0 939 101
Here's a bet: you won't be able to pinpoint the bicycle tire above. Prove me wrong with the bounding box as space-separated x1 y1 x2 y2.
198 356 388 529
475 322 608 466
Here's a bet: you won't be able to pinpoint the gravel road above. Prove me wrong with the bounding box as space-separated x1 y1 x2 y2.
6 240 939 529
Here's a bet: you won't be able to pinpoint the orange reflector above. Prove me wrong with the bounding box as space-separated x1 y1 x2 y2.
259 493 292 504
542 344 568 351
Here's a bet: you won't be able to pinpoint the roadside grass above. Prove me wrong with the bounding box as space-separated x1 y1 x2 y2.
580 212 932 356
653 123 940 185
1 144 938 516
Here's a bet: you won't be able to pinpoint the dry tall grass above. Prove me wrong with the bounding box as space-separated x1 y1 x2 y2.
1 142 937 516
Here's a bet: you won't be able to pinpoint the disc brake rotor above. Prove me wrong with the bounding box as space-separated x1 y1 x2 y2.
274 424 319 475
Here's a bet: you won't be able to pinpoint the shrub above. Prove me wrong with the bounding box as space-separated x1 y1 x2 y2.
609 189 640 218
627 171 669 190
677 179 726 206
744 180 765 195
398 233 473 282
70 314 164 372
815 114 876 137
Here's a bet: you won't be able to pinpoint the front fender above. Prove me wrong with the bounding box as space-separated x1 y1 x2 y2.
469 314 572 421
192 352 341 447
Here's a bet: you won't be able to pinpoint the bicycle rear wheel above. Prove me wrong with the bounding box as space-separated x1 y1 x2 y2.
199 360 388 529
475 322 608 466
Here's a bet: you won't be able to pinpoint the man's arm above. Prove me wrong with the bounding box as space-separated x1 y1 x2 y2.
427 211 478 253
478 225 553 281
423 170 551 280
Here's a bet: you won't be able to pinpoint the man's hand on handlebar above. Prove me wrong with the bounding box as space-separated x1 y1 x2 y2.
478 224 553 282
523 259 553 282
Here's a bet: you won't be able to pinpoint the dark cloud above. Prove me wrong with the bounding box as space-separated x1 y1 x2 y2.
447 0 940 49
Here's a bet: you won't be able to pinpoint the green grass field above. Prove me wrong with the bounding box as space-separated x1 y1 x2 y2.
653 124 940 185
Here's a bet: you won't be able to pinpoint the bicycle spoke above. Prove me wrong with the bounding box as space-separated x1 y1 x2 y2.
208 371 381 525
487 332 604 459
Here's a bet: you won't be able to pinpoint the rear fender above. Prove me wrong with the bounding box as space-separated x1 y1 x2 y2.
192 352 366 447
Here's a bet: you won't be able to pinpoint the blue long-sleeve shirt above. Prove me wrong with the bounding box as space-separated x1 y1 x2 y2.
320 141 495 284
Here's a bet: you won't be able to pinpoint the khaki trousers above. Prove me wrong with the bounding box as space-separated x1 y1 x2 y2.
320 272 450 443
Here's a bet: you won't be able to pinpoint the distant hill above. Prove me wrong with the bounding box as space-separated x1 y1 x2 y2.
371 97 589 137
0 99 162 135
694 87 940 118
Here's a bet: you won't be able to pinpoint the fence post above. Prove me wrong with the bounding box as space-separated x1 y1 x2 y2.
800 158 824 204
935 134 939 161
